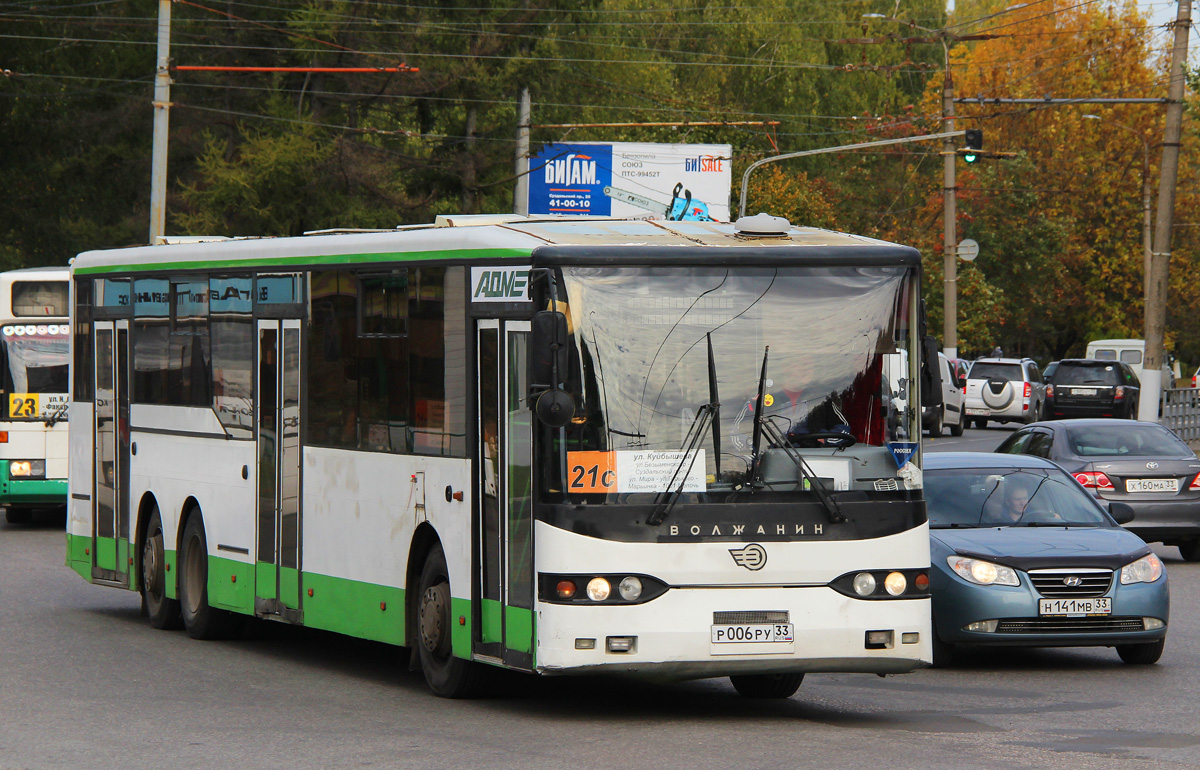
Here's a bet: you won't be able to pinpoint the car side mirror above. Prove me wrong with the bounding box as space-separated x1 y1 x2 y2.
1107 501 1136 525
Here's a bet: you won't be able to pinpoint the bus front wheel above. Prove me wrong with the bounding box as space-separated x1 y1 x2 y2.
179 512 239 640
141 506 181 629
416 545 486 698
729 672 804 698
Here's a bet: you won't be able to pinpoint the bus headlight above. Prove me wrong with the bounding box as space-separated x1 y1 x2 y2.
9 460 45 479
586 577 611 601
539 573 668 604
884 571 908 596
618 576 643 601
852 572 877 596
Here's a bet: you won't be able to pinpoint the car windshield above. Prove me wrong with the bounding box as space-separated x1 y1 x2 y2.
969 362 1022 381
926 467 1110 528
1064 423 1192 457
1055 363 1121 386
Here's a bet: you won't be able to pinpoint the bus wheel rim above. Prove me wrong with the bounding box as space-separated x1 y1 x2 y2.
420 583 449 657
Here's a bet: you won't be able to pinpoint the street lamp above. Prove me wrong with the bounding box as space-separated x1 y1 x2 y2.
1082 114 1152 316
862 6 1025 359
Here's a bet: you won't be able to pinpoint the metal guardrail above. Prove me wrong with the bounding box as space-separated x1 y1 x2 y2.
1159 388 1200 444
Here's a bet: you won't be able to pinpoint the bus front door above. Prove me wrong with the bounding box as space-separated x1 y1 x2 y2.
254 319 302 622
92 320 130 585
476 320 534 669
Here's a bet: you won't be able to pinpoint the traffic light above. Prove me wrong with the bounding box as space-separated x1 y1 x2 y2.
963 129 983 163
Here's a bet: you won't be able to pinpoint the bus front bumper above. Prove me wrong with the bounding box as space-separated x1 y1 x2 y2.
535 585 931 679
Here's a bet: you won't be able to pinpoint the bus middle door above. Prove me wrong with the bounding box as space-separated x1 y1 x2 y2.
91 320 129 585
254 318 302 622
476 320 534 669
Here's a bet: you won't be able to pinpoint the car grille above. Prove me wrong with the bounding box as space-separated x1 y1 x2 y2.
1028 568 1113 598
996 617 1145 634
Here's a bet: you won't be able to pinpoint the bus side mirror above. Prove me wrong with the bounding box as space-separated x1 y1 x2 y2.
529 310 575 428
529 310 569 390
921 335 943 408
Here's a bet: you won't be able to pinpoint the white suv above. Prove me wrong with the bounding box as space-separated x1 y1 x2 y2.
923 352 965 436
963 357 1047 428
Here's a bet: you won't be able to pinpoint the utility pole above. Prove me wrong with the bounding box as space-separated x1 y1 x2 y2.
941 50 958 359
1141 0 1191 420
148 0 171 244
513 87 531 216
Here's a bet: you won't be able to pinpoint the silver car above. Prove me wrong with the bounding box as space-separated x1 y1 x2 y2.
964 357 1047 428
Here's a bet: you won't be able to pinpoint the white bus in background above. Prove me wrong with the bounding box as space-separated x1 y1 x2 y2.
0 266 70 524
1086 339 1179 385
67 215 938 698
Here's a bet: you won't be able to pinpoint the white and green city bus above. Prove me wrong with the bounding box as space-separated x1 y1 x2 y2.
1 266 70 524
67 214 939 698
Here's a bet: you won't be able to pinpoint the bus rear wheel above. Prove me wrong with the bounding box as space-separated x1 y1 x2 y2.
729 672 804 699
141 506 181 629
416 545 486 698
179 512 239 640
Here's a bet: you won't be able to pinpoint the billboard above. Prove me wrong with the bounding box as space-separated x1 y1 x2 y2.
527 141 732 222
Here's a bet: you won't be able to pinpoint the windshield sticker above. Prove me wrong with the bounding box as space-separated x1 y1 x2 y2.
567 450 706 493
888 441 918 469
9 392 68 419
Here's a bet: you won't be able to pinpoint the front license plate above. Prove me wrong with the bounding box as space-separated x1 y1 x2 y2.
1126 478 1178 493
1039 597 1111 616
966 407 989 416
711 623 794 644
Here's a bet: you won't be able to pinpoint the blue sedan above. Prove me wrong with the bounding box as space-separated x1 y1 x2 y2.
925 452 1169 666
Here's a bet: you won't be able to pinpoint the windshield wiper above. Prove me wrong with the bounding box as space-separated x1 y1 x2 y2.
647 334 724 527
44 402 68 428
646 402 716 526
747 345 770 486
759 418 846 524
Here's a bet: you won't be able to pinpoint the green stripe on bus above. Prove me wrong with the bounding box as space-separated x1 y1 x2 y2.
73 247 533 275
505 606 534 655
208 556 256 613
95 535 117 571
0 478 67 504
302 571 407 646
481 598 503 643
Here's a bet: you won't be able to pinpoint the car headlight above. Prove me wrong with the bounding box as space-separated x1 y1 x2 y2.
1120 554 1164 584
947 555 1020 586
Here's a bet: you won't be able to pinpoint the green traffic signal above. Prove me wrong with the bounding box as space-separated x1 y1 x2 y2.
963 129 983 163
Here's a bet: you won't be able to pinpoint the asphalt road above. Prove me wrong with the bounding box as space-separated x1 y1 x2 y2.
2 430 1197 770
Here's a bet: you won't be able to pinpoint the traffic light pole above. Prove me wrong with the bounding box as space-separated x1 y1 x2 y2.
736 130 966 220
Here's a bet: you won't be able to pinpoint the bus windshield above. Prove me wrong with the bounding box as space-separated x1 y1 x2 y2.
545 265 920 501
2 322 70 420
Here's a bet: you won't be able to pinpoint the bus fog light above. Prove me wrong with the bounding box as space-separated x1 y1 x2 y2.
901 632 920 644
884 571 907 596
555 580 577 599
865 630 893 649
575 638 596 650
586 577 611 601
606 636 636 653
965 620 999 633
852 572 876 596
1143 617 1165 630
618 576 643 601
